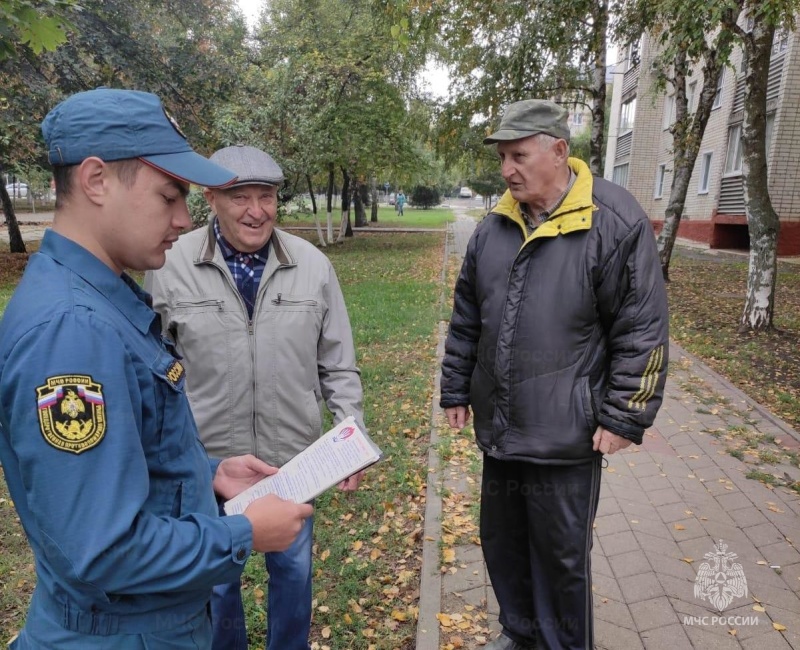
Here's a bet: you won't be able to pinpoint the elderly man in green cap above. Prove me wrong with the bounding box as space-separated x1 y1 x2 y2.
440 99 669 649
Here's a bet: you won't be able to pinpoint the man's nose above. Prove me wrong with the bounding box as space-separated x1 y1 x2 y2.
245 197 266 215
175 200 191 230
500 159 515 180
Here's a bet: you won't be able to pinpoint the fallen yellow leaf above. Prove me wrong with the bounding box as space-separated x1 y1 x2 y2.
773 623 787 632
674 524 686 531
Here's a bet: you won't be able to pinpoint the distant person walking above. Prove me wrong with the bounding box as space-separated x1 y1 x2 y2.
396 190 406 216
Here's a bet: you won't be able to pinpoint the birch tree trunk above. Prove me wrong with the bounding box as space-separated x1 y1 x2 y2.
326 163 335 243
656 43 728 281
370 175 378 223
589 0 608 176
0 182 27 254
307 173 326 247
739 21 779 332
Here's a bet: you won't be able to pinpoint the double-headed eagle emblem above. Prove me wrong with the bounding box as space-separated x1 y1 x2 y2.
694 540 748 611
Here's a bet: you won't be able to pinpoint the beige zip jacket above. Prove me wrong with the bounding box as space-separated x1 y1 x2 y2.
145 223 364 467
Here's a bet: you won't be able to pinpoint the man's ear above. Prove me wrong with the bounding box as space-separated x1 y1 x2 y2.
77 157 110 206
203 187 217 212
554 139 569 163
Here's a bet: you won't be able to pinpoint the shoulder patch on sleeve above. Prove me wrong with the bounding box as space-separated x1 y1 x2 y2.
36 375 106 454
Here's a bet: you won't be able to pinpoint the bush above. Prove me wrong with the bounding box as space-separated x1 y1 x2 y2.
410 185 440 210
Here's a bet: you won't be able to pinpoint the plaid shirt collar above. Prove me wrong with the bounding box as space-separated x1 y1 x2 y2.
212 218 271 263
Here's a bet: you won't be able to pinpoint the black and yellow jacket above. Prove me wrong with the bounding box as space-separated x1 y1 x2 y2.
441 158 668 464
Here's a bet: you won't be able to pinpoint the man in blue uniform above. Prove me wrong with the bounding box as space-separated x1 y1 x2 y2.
0 88 313 649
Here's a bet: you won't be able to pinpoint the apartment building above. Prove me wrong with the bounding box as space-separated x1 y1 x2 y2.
605 28 800 255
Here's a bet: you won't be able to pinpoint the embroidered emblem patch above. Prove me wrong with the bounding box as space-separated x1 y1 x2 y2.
165 360 185 388
36 375 106 454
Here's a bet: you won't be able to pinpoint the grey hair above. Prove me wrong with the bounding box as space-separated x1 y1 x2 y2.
535 133 570 156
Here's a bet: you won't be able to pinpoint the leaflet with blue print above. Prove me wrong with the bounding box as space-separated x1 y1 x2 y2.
224 416 382 513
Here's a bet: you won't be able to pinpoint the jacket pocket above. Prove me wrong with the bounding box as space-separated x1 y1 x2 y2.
150 351 193 462
304 390 323 436
272 293 319 308
173 298 225 312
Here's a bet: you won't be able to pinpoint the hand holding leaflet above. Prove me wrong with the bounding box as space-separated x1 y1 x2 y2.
224 416 381 514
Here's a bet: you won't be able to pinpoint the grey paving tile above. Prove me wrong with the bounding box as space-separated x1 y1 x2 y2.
727 506 772 528
592 571 624 601
657 574 697 602
628 596 681 632
640 622 693 649
619 573 666 603
644 552 698 581
779 562 800 594
649 487 685 507
594 618 645 650
602 530 641 556
683 625 746 648
595 512 634 537
739 631 792 648
759 540 800 568
619 500 663 520
640 476 675 492
631 462 665 479
596 496 622 516
743 522 788 548
746 580 800 612
716 491 755 512
635 531 683 558
629 517 675 540
594 595 637 630
657 502 700 524
669 517 709 542
609 550 653 579
592 550 614 578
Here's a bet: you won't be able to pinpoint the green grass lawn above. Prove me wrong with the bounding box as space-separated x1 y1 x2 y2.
0 232 445 650
282 205 454 229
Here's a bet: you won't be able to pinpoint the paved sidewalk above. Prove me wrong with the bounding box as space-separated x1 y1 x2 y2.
418 216 800 649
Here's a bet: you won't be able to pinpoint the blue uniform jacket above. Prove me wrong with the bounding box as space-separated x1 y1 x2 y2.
0 231 253 641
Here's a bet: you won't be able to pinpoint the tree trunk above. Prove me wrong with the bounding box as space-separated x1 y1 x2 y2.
307 173 326 247
740 21 779 332
370 175 378 223
354 179 368 227
337 167 352 242
326 163 335 243
588 0 608 175
0 181 27 254
657 44 727 280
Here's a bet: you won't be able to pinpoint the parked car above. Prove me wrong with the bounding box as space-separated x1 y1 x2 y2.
459 187 472 198
5 182 28 198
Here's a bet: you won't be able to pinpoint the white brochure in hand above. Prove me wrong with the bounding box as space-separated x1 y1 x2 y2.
223 416 382 514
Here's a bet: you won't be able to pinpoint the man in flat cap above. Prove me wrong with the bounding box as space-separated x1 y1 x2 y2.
440 99 669 649
147 144 365 650
0 90 312 649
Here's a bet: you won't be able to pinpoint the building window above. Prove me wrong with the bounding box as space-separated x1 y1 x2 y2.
698 152 713 194
712 71 724 109
686 81 697 113
766 112 775 156
663 95 675 129
724 124 743 174
772 29 788 55
620 97 636 132
655 164 667 199
628 39 641 69
573 112 583 126
612 163 630 188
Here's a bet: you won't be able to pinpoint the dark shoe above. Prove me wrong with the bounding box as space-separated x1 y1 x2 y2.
485 633 535 650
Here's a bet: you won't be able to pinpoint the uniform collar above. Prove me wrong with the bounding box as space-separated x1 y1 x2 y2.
39 229 157 334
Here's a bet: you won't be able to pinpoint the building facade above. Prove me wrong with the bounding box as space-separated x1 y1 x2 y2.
605 27 800 255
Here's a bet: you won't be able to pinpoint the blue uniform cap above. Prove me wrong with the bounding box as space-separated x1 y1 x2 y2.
42 88 238 188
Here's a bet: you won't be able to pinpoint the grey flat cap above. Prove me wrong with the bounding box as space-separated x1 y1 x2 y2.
484 99 570 144
209 144 284 187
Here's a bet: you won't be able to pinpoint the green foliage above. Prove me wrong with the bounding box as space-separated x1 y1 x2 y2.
410 184 440 209
0 0 75 60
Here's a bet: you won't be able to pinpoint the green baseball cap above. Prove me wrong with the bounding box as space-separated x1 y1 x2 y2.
483 99 570 144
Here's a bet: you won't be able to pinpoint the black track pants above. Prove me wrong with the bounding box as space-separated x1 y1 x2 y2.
480 454 602 650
